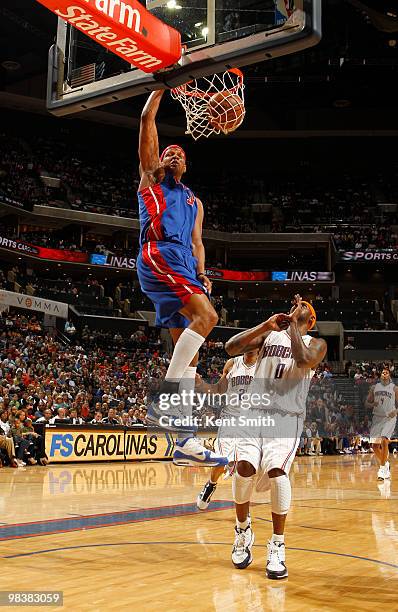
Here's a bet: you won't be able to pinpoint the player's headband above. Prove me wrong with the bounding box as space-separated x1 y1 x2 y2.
160 145 186 162
302 301 317 330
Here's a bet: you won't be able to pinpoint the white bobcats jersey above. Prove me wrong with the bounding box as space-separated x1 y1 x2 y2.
223 355 256 415
373 382 396 417
251 330 315 416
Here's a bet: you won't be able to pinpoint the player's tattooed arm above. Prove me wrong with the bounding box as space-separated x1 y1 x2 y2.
289 323 327 369
195 358 233 395
287 294 326 368
192 199 212 294
138 90 164 190
225 314 290 356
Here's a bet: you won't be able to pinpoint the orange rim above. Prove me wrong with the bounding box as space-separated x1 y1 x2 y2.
171 68 244 99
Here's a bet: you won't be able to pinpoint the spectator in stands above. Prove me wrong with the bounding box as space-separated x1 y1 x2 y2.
121 412 130 426
0 409 11 436
10 416 37 465
50 407 70 424
101 408 121 425
69 407 84 425
310 422 323 455
0 429 20 467
91 410 104 424
23 417 48 465
36 408 53 424
65 321 76 337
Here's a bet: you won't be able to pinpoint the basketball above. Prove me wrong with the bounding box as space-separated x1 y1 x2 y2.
207 91 245 134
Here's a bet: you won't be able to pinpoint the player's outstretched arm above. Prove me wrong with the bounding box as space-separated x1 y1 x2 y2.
225 314 290 356
138 90 164 190
195 358 233 395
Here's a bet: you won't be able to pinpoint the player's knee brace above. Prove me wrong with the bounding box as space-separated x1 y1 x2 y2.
270 474 291 515
232 472 255 505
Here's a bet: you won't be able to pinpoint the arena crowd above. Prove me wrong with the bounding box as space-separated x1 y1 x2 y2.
1 310 395 467
1 129 397 243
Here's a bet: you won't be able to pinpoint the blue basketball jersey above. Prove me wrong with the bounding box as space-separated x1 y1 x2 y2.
138 174 198 249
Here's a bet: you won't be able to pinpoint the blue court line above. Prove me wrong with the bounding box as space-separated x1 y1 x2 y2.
0 501 234 542
4 541 398 570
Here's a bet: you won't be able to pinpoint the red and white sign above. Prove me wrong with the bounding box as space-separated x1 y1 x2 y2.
0 235 88 263
35 0 182 72
205 269 270 282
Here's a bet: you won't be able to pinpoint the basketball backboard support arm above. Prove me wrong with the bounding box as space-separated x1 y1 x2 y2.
47 0 321 116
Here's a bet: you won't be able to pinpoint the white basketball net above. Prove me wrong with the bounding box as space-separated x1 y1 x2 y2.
171 69 245 140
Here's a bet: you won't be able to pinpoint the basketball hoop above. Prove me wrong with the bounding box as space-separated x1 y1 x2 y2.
170 68 245 140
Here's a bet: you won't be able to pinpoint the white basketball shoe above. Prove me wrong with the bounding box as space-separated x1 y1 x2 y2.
377 465 385 481
266 540 288 580
173 437 228 467
196 480 217 510
231 524 255 569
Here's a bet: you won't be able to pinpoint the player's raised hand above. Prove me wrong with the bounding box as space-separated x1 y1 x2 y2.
289 294 304 322
265 313 291 331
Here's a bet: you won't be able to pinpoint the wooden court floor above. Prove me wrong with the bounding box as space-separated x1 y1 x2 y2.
0 455 397 611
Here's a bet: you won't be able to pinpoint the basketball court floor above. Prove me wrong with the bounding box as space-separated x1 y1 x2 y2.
0 455 397 611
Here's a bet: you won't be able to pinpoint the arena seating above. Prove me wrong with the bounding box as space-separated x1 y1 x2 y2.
1 125 397 241
224 297 383 329
1 260 391 329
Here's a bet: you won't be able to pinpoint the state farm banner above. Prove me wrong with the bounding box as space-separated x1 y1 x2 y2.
339 250 398 263
0 235 88 263
0 290 69 319
35 0 181 71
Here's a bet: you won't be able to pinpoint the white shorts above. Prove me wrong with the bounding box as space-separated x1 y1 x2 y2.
215 410 302 480
369 416 397 443
214 429 240 465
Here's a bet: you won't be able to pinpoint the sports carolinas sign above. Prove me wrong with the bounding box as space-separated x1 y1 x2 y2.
0 235 88 263
36 0 181 72
340 250 398 263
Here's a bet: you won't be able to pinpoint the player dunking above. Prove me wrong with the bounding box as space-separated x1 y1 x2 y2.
137 90 227 468
195 349 259 510
366 368 398 481
224 295 327 579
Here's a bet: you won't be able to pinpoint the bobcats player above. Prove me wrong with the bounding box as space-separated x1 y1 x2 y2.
366 368 398 481
196 349 259 510
137 90 226 468
224 295 327 579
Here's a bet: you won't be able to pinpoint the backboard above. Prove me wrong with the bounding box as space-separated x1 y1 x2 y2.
47 1 321 115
